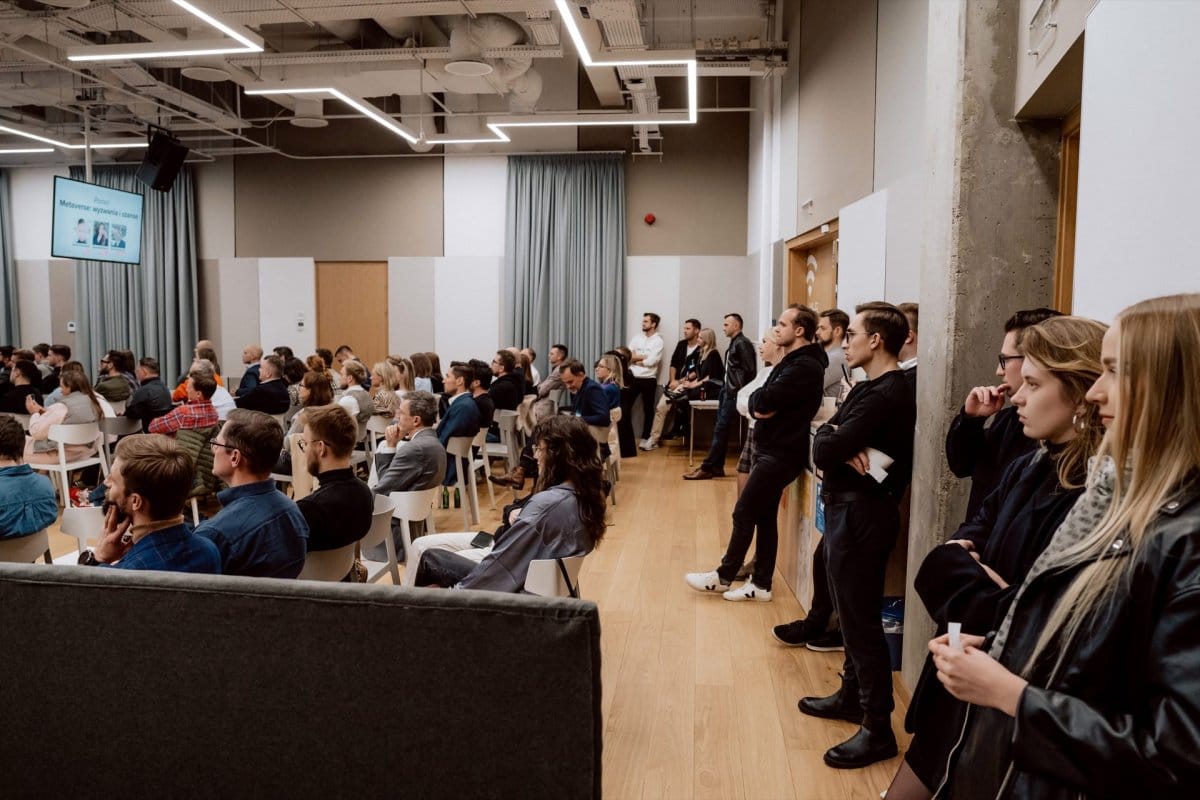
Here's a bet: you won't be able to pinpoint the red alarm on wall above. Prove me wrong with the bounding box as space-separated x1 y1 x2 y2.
644 213 656 225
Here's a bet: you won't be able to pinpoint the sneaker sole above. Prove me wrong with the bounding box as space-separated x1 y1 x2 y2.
771 631 811 647
723 592 772 602
806 642 845 652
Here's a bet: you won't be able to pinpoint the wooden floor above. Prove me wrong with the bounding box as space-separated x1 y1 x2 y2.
42 444 908 799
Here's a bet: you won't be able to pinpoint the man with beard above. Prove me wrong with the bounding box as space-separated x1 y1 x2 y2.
817 308 849 399
76 435 221 573
295 405 374 553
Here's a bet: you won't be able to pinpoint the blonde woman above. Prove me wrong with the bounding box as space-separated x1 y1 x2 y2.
387 356 417 395
370 361 403 418
931 294 1200 799
646 327 725 448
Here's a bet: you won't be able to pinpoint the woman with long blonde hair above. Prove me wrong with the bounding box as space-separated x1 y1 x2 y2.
885 316 1106 799
930 294 1200 799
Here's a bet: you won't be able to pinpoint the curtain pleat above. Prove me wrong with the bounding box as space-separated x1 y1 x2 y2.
503 154 626 374
69 166 198 383
0 171 20 344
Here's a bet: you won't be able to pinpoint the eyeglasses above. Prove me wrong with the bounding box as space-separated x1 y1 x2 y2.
997 353 1025 369
296 438 326 452
845 329 871 340
210 440 238 453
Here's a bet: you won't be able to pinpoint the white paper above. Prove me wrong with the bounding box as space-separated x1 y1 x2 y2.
948 622 963 652
865 447 894 483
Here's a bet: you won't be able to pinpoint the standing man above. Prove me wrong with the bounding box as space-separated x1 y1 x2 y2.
643 319 701 449
801 302 916 769
236 344 263 398
685 305 825 600
684 313 757 480
945 307 1060 520
629 312 665 450
817 308 849 399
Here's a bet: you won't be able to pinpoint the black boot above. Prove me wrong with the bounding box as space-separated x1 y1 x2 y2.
822 719 898 769
797 684 862 724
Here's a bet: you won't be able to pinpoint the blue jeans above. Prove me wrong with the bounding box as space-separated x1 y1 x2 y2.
700 388 738 472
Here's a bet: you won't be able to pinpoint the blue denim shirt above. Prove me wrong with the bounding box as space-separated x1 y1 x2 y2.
0 464 59 539
101 523 222 573
195 479 309 578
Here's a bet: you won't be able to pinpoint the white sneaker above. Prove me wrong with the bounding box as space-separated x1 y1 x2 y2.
684 570 730 594
723 581 772 602
639 439 659 451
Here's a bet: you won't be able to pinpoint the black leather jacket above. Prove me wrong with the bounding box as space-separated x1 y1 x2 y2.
724 332 757 392
940 478 1200 800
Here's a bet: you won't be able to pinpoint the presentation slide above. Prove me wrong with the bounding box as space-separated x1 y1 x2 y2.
50 176 144 266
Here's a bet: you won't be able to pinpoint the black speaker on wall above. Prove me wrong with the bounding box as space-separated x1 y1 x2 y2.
135 131 188 192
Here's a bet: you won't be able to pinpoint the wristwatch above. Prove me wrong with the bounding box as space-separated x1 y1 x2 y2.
77 548 103 566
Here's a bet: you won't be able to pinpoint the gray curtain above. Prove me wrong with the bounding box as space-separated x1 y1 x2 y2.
0 170 19 344
504 154 625 374
69 165 197 383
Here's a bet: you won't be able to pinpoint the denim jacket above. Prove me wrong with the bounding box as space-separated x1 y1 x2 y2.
0 464 58 539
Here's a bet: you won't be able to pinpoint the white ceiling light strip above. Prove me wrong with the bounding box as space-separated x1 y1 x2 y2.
67 0 264 63
0 123 147 151
244 87 422 144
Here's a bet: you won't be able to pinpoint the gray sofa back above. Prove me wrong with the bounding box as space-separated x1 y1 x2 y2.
0 564 602 799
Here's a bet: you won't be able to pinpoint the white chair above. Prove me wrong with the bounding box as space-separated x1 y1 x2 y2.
0 528 53 565
55 505 106 564
525 555 586 598
363 416 390 486
388 488 438 584
98 415 141 461
358 494 402 584
108 399 126 416
485 410 520 474
297 541 358 581
270 412 289 431
470 428 497 510
29 422 108 506
445 436 480 529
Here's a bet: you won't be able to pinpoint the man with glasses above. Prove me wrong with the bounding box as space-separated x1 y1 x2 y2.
944 307 1062 520
295 406 373 554
195 409 308 578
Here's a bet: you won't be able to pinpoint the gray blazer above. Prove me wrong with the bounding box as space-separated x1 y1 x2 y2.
373 428 447 496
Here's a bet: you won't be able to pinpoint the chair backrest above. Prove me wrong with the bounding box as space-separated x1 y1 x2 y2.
445 435 474 461
471 428 488 448
525 555 586 598
389 488 437 523
98 416 142 437
297 541 357 581
60 506 106 549
270 412 289 431
359 494 396 551
495 409 518 432
108 400 127 415
0 529 51 564
365 415 390 436
587 424 608 445
48 422 101 447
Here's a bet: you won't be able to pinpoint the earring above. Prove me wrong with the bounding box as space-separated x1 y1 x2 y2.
1073 412 1088 432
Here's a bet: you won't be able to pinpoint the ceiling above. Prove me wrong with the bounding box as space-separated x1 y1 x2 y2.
0 0 785 165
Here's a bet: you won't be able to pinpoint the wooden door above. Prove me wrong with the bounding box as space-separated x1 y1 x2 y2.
316 261 388 367
1053 107 1081 313
786 220 839 312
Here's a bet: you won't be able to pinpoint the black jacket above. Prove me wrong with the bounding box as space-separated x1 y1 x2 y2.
488 373 522 411
748 342 825 464
941 477 1200 800
945 405 1036 521
234 378 290 415
125 376 174 432
814 369 916 499
0 384 41 414
723 332 757 392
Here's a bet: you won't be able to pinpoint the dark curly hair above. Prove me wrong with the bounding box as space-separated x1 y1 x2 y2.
531 415 607 546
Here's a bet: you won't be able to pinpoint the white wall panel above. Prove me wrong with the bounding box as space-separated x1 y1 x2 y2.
10 166 68 261
258 258 315 357
838 190 889 313
443 156 507 258
625 256 680 381
389 257 436 355
434 256 501 366
217 258 260 380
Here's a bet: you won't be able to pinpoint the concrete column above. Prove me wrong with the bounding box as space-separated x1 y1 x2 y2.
905 0 1061 688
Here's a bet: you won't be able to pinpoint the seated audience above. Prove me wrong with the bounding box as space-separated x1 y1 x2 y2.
234 354 290 414
522 347 542 387
0 344 14 384
195 409 309 577
415 415 605 592
125 357 174 432
171 346 223 402
561 359 610 428
595 353 623 411
0 415 58 539
647 327 725 448
370 361 404 418
191 358 236 419
94 350 132 403
425 352 444 395
295 406 373 553
287 371 336 435
333 345 356 373
438 364 481 487
282 357 308 409
76 435 221 573
314 347 337 385
532 344 568 421
148 372 219 437
39 344 71 394
931 293 1200 799
0 360 43 413
488 350 522 411
25 371 104 464
273 345 295 362
113 350 139 397
468 359 495 430
885 316 1106 799
410 352 434 393
236 344 263 397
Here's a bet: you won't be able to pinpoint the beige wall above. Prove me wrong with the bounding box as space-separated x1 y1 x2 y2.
793 0 878 230
1015 0 1097 117
233 156 444 259
48 260 75 349
580 110 750 256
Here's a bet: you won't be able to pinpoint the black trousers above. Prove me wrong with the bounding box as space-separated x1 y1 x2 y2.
630 376 659 439
617 385 639 457
716 451 803 591
415 548 477 587
699 387 737 472
807 537 837 630
823 495 900 724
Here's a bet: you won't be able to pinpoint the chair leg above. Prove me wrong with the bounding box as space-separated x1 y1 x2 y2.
481 459 496 510
43 549 54 565
384 528 401 585
191 498 200 526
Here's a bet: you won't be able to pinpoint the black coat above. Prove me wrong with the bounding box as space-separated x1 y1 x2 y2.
941 476 1200 800
945 405 1037 521
748 342 825 464
723 332 757 392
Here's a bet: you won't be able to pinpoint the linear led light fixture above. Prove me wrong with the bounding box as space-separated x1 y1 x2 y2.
0 148 54 154
0 123 148 150
67 0 263 62
244 86 421 144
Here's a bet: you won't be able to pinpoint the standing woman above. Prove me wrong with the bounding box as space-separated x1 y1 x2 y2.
611 347 639 458
884 316 1106 799
931 293 1200 799
24 371 103 464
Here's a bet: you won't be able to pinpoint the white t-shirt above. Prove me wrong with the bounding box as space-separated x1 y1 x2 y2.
628 332 665 381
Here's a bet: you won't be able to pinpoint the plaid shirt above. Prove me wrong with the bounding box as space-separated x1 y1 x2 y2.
148 399 218 436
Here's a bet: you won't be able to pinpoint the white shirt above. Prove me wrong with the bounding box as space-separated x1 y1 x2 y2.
211 385 236 420
899 357 918 371
736 364 773 429
628 332 665 380
529 364 542 387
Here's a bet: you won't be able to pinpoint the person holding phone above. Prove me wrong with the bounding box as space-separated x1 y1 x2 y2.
77 434 221 573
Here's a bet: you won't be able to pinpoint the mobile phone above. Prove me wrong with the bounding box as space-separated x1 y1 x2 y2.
469 531 494 549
